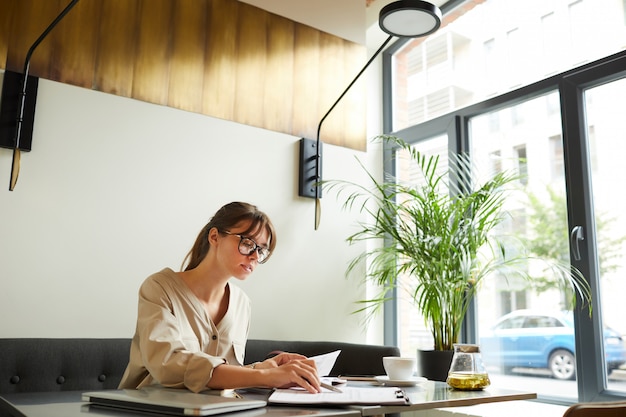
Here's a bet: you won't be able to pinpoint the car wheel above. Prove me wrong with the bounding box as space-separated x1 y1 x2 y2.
549 349 576 380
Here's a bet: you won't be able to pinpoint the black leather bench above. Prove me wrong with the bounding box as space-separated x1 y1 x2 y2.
0 338 400 394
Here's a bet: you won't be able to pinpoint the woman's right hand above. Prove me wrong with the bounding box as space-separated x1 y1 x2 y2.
259 357 321 393
255 351 308 369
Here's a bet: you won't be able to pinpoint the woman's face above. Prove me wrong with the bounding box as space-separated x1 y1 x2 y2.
216 222 270 280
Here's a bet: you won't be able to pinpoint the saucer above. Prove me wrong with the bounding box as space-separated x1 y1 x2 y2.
375 375 427 386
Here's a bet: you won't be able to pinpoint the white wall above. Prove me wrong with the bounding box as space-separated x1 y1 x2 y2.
0 74 384 344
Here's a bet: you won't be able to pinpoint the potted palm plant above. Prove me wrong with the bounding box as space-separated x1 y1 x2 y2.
326 134 591 381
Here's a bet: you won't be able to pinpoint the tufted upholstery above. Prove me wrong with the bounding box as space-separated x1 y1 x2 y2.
245 339 400 377
0 338 399 394
0 339 131 394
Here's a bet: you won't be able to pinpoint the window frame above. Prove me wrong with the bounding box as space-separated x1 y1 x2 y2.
382 24 626 403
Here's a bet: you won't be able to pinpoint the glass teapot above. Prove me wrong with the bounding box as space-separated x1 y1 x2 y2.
446 343 491 390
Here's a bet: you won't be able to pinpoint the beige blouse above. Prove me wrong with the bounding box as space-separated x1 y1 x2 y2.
119 268 251 392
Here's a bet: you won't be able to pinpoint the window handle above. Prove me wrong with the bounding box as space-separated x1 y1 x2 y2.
570 225 585 261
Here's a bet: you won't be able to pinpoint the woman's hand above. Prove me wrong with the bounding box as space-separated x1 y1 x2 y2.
256 352 308 369
255 352 321 393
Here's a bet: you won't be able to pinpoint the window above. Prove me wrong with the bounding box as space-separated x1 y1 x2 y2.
389 0 626 132
569 1 589 64
499 290 527 314
489 150 501 176
583 78 626 394
541 12 561 73
546 92 560 115
514 145 528 185
484 38 497 93
506 28 523 87
487 111 499 133
549 135 564 181
386 0 626 404
470 94 579 397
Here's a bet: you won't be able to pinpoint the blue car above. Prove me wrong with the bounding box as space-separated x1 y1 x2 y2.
479 310 626 380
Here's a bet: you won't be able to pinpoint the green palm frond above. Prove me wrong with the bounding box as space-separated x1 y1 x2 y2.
325 134 592 351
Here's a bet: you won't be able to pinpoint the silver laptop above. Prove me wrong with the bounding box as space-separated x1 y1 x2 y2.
82 388 267 416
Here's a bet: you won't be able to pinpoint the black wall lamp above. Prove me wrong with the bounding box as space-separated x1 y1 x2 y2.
1 0 80 191
298 0 442 230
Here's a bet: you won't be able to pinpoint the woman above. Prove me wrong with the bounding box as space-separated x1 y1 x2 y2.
119 202 321 393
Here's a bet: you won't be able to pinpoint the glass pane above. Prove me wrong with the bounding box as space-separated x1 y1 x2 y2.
584 78 626 393
471 92 578 400
391 0 626 131
395 134 449 355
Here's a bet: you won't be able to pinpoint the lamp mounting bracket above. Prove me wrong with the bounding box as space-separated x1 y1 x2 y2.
298 138 322 199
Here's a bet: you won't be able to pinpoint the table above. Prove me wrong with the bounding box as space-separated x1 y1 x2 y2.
0 381 536 417
0 390 360 417
350 380 536 416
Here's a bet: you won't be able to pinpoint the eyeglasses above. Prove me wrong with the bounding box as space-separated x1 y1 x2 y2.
220 230 270 264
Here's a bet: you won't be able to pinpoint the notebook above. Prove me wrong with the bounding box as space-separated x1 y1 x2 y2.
268 386 411 406
82 388 267 416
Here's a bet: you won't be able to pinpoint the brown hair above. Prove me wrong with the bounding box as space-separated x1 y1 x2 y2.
181 202 276 271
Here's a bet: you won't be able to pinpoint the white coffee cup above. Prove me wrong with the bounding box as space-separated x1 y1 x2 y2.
383 356 417 380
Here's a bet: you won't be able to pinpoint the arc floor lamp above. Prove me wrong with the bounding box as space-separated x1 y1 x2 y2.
298 0 442 230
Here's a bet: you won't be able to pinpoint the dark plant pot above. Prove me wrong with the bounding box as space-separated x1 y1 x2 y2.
417 349 454 382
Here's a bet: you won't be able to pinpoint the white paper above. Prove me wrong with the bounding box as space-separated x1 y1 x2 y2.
268 386 409 405
321 376 347 385
309 350 341 376
269 351 409 405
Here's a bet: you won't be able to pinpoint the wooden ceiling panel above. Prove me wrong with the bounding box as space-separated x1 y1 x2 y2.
0 0 15 68
317 32 345 146
5 0 62 75
168 0 208 113
1 0 366 151
292 25 320 140
131 0 174 106
93 0 140 96
340 41 367 149
49 0 101 87
234 2 268 128
202 0 238 121
263 13 295 134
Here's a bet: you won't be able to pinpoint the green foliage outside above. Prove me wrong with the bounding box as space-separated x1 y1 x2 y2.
524 186 626 295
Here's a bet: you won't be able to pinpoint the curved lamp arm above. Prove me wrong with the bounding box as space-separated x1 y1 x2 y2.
313 35 394 230
311 0 442 229
9 0 81 191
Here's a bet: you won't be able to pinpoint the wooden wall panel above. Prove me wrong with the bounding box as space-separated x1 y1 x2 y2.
264 14 295 134
292 25 320 140
0 0 15 68
5 0 62 75
317 32 345 146
234 2 267 128
49 0 101 87
342 43 367 149
1 0 366 151
93 0 140 96
202 0 238 121
131 0 174 106
168 0 207 113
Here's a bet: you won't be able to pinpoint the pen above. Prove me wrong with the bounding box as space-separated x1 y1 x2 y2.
320 382 343 393
337 376 377 382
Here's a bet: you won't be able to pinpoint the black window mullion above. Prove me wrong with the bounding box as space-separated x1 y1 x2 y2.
560 51 626 401
559 75 604 402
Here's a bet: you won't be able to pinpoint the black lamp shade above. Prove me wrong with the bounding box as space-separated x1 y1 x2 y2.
379 0 442 38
